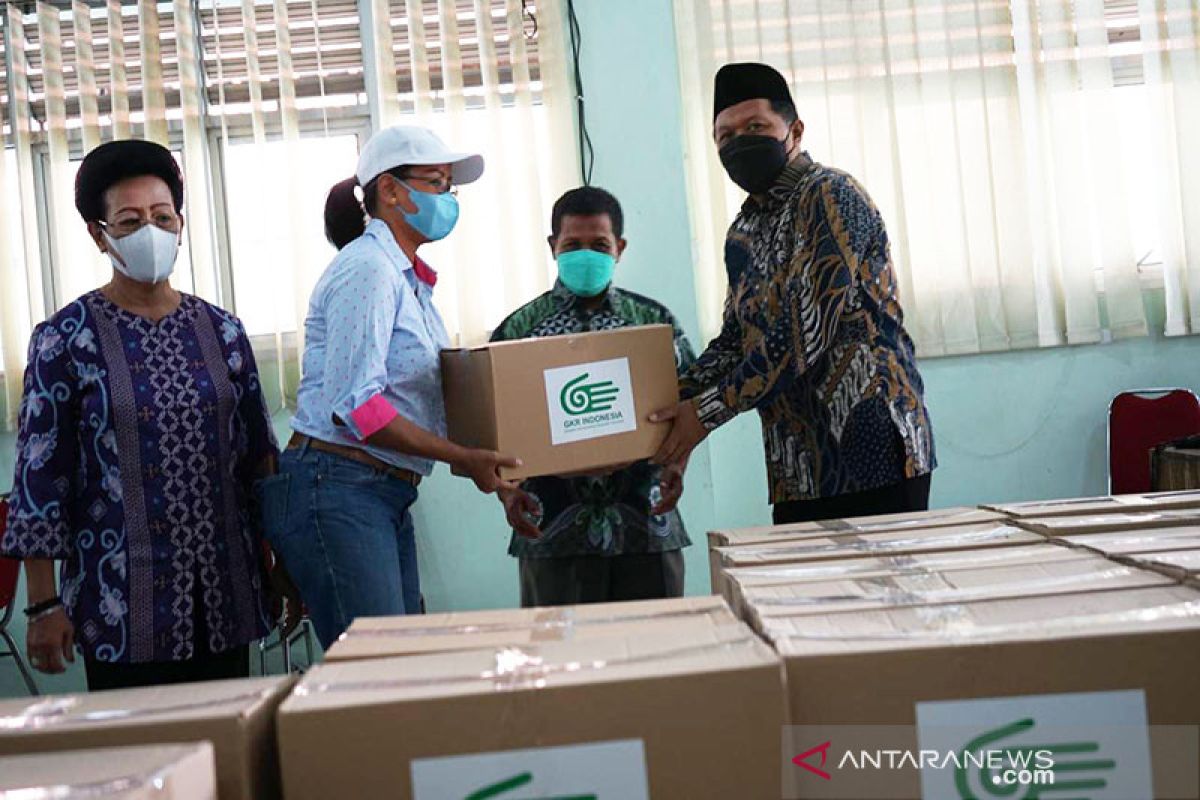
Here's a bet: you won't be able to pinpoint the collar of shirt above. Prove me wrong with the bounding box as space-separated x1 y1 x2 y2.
363 218 436 288
745 150 816 210
551 278 618 314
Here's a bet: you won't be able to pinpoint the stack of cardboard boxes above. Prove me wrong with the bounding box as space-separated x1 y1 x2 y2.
709 494 1200 798
3 491 1199 798
0 676 294 799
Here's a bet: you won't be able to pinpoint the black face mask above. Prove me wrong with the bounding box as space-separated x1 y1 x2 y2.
718 134 790 194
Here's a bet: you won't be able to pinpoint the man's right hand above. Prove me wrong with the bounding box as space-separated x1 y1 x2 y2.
27 607 75 674
498 488 542 539
452 448 523 494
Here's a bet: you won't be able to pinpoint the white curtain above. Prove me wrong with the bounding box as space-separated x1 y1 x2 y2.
362 0 579 347
1140 0 1200 335
674 0 1199 355
0 0 577 427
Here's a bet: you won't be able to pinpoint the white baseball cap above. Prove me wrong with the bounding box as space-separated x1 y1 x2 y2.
355 126 484 187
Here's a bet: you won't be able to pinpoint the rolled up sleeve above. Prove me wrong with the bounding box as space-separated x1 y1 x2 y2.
322 255 403 441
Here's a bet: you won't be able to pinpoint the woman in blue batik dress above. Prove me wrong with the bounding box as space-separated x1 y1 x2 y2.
1 139 290 691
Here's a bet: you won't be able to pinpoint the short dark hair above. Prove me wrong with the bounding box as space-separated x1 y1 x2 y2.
75 139 184 222
551 186 624 240
771 99 798 126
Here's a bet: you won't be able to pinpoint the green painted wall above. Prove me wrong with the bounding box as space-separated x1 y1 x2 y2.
3 0 1198 698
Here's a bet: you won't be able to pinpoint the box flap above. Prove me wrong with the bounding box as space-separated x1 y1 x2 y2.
0 675 293 735
1056 527 1200 554
708 507 1007 547
985 490 1200 518
745 558 1170 621
0 743 214 792
285 623 778 712
725 542 1092 590
1128 549 1200 571
326 596 734 661
717 524 1041 568
1017 510 1200 536
769 585 1200 656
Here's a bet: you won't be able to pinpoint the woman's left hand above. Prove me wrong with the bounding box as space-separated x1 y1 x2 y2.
268 560 303 637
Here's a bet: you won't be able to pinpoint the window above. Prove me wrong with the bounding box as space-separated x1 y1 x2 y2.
222 134 360 335
0 0 574 419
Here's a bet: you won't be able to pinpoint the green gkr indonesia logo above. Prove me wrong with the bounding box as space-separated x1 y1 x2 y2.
465 771 596 800
559 372 621 416
954 718 1116 798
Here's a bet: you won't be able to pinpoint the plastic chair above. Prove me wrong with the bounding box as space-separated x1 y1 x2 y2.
1108 389 1200 494
0 495 40 695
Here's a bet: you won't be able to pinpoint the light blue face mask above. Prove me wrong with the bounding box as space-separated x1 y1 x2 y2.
557 249 616 297
397 181 459 241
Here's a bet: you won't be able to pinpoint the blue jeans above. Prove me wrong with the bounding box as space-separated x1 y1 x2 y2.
257 446 421 649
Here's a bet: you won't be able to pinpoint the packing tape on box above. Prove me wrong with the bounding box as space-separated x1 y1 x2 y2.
815 510 991 534
720 525 1022 567
1031 512 1186 529
727 544 1071 583
0 686 278 731
749 567 1140 609
764 598 1200 642
296 633 762 696
1060 530 1200 548
1 766 178 798
336 604 723 643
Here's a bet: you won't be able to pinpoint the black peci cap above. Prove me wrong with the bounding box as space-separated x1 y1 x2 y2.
713 62 794 120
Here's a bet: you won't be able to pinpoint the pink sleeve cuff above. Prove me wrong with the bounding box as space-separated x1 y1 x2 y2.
348 394 398 440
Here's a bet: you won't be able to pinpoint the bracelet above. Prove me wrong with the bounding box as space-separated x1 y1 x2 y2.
23 597 63 618
28 605 66 623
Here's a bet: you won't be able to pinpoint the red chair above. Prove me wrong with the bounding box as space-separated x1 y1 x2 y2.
1108 389 1200 494
0 495 40 695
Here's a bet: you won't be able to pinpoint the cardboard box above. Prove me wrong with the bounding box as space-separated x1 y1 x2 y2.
1121 549 1200 583
441 325 678 480
706 507 1009 591
742 557 1171 632
1053 526 1200 556
1016 509 1200 536
707 506 1007 549
768 586 1200 799
278 624 787 800
712 523 1043 602
0 743 216 800
0 676 293 800
984 489 1200 518
723 543 1093 618
324 595 737 662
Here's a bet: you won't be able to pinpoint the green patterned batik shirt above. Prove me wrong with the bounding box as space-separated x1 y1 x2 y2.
490 280 695 559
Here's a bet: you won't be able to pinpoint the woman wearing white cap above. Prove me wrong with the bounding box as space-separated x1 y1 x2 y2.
259 126 521 647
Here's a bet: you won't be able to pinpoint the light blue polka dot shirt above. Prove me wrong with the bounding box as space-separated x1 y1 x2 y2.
292 218 450 475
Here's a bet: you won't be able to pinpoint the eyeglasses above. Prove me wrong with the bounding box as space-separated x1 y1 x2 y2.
100 213 182 238
401 175 458 197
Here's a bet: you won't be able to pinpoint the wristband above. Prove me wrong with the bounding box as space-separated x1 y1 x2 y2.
23 597 63 618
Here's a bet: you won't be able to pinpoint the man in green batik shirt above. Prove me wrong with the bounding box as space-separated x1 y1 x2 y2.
491 187 695 607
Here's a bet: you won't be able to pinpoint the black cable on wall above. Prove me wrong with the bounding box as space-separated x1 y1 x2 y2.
566 0 595 186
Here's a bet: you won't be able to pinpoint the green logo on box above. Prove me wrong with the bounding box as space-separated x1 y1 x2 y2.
465 771 597 800
955 718 1116 798
559 372 620 416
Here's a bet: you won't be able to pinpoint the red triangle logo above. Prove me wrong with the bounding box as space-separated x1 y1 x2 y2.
793 741 833 780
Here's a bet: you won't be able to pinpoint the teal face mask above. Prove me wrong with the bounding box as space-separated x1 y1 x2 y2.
397 181 459 241
557 249 616 297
